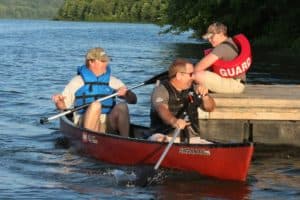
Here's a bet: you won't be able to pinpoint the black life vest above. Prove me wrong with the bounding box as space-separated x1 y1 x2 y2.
150 81 201 134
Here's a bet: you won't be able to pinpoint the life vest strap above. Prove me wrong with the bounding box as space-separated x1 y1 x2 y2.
76 94 108 99
222 41 240 54
84 81 109 85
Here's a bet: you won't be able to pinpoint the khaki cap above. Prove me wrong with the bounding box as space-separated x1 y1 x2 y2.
202 22 227 40
86 47 110 62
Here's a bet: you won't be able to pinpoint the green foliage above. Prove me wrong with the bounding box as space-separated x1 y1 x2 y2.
0 0 64 19
56 0 168 23
161 0 300 50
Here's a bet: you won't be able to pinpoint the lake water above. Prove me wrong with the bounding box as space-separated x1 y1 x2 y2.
0 19 300 199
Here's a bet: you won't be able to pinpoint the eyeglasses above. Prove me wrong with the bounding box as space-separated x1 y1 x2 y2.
180 72 194 77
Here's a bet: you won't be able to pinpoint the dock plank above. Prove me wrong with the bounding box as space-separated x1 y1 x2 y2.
198 84 300 146
199 84 300 120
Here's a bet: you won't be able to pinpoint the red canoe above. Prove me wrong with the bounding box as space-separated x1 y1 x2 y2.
60 116 254 181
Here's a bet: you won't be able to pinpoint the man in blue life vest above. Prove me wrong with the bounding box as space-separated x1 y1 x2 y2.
194 22 252 93
52 47 137 137
149 59 215 143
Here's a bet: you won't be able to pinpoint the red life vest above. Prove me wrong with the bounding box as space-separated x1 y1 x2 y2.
204 34 252 78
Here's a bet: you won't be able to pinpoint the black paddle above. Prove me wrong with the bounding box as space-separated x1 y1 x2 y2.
40 71 168 124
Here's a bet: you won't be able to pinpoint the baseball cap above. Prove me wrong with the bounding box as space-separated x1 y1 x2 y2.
86 47 110 62
202 22 227 40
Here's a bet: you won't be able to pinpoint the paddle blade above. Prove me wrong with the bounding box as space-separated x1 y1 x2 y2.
134 166 166 187
144 71 168 85
40 117 49 124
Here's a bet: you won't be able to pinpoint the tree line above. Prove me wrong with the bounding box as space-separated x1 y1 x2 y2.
55 0 167 23
0 0 64 19
56 0 299 50
0 0 298 50
162 0 300 50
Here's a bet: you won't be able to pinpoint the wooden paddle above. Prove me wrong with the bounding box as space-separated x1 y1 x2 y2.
40 71 168 124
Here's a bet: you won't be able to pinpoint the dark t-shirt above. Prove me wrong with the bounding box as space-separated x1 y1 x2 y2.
211 37 238 60
151 84 169 109
150 83 201 134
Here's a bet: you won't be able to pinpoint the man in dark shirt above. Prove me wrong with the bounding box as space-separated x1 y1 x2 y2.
149 59 215 143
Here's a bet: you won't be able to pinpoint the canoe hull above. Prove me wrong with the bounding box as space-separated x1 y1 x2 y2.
60 116 254 181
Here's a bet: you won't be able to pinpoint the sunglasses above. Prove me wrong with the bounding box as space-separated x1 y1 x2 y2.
180 72 194 77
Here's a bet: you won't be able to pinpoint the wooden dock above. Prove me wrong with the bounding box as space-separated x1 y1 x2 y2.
198 85 300 147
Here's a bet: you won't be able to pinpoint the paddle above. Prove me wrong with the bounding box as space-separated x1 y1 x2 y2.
136 128 182 187
136 116 189 187
40 71 168 124
154 128 181 170
154 115 189 170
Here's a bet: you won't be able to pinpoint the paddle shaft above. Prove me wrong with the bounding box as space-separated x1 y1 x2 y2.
154 128 181 170
154 115 189 170
40 83 144 124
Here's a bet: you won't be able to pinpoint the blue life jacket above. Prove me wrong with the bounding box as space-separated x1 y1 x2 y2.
75 65 116 114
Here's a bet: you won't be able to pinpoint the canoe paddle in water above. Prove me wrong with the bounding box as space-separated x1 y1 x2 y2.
137 116 189 187
135 128 182 187
40 70 168 124
154 128 181 170
155 115 189 170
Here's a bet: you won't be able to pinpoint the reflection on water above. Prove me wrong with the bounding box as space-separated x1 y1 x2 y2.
165 42 206 62
156 171 251 199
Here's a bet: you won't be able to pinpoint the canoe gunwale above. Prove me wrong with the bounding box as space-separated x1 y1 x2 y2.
61 116 253 148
